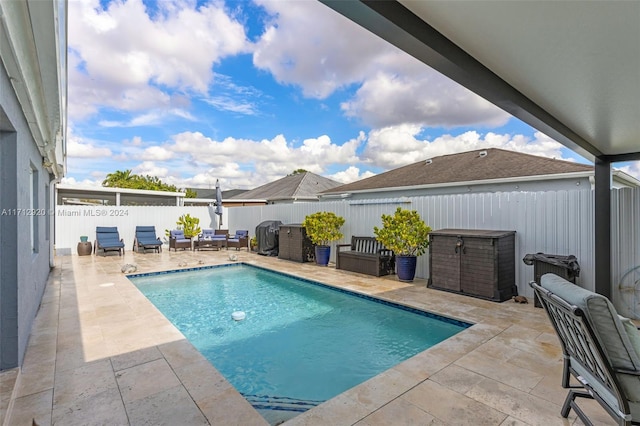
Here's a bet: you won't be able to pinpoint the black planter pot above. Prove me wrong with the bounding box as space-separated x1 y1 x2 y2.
396 255 417 282
315 245 331 266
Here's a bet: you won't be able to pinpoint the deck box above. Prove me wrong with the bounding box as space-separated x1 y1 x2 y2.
428 229 516 302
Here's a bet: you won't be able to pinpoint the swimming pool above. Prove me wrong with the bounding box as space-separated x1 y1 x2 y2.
130 263 470 424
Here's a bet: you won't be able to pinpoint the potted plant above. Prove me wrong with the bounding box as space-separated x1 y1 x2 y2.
302 211 345 266
250 236 258 252
373 207 432 282
165 213 201 239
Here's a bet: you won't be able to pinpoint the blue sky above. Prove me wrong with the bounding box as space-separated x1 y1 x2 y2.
64 0 640 191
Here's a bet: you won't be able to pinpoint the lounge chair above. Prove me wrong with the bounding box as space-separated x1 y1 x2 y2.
227 230 249 251
94 226 125 256
194 228 226 251
169 229 192 251
531 274 640 425
133 226 162 253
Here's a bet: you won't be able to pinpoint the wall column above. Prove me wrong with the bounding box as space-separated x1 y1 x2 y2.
594 157 612 298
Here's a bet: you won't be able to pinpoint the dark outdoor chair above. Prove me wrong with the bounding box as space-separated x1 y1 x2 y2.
94 226 125 256
531 274 640 426
227 230 249 251
169 229 192 251
133 226 162 253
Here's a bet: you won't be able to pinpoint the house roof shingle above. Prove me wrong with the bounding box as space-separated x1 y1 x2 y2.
324 148 594 193
229 172 341 201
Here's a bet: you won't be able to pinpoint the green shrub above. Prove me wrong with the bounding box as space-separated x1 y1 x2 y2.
374 207 432 256
302 211 345 246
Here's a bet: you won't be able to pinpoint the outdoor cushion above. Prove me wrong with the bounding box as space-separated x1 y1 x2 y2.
96 226 125 248
541 273 640 405
170 229 190 243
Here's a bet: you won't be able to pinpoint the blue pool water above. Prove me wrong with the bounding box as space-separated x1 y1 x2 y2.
130 264 470 424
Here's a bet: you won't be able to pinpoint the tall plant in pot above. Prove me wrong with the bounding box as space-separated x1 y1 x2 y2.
374 207 432 282
302 211 345 266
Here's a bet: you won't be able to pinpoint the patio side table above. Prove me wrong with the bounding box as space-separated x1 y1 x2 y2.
77 241 92 256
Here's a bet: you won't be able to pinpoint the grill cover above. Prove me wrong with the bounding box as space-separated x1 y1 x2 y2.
256 220 282 256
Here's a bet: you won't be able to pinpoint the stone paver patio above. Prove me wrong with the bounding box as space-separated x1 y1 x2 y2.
1 248 616 425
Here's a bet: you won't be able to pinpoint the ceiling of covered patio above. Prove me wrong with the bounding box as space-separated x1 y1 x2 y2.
321 0 640 163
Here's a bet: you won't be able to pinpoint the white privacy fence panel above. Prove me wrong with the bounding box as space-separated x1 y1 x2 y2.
612 188 640 318
55 205 225 253
55 188 640 316
227 189 640 315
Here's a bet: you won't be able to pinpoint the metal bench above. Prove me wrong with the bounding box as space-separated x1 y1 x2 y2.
336 236 395 277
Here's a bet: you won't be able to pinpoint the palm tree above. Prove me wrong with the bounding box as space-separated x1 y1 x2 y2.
102 169 133 188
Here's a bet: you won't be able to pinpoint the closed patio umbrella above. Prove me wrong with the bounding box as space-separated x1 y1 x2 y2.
215 179 223 228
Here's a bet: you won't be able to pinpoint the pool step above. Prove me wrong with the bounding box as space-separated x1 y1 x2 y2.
242 393 324 412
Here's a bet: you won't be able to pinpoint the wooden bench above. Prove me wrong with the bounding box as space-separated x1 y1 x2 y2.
336 236 395 276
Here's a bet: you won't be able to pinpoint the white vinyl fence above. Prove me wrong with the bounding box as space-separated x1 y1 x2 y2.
55 188 640 317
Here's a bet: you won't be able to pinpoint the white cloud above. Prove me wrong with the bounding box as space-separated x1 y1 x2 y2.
363 125 568 169
328 166 376 184
253 0 509 129
66 129 112 158
341 70 510 128
253 0 391 98
141 146 175 161
133 161 169 179
618 162 640 181
67 0 250 120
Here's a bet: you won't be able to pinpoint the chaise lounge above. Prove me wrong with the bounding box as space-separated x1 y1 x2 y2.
133 226 162 253
531 273 640 425
94 226 125 256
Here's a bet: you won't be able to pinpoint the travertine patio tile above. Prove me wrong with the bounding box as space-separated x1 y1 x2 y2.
500 416 531 426
465 377 572 425
402 379 508 425
173 359 232 402
429 364 486 394
285 392 372 426
52 358 117 407
110 346 164 371
196 386 268 426
356 397 441 426
9 389 52 426
455 349 544 392
158 339 208 369
14 361 55 398
125 384 209 426
52 387 128 426
340 367 418 411
116 358 181 403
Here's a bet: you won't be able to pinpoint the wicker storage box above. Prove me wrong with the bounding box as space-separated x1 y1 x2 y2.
278 224 315 263
428 229 516 302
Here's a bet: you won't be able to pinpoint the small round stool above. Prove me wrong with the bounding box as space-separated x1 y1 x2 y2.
77 241 92 256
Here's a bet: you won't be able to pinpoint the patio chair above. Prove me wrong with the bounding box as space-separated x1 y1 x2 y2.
133 226 162 253
227 230 249 251
530 274 640 426
94 226 125 256
169 229 192 251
